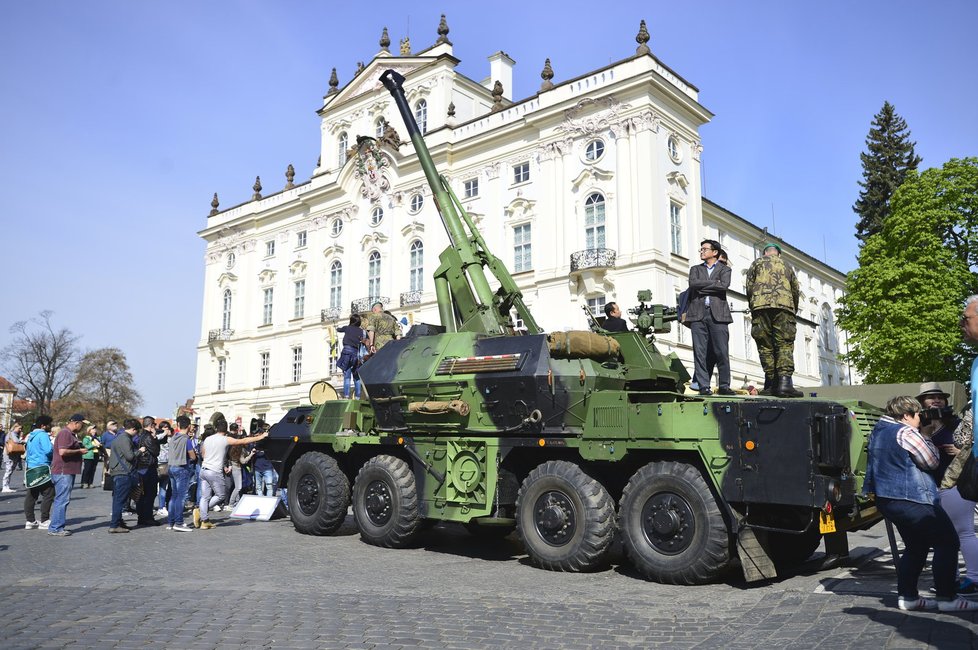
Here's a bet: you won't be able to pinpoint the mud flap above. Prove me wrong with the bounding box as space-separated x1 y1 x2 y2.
736 527 778 582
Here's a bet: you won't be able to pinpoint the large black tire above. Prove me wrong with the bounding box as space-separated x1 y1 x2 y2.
515 460 616 572
287 451 350 536
619 461 731 584
352 455 421 548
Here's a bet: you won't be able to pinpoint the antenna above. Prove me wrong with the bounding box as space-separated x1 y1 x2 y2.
771 203 776 235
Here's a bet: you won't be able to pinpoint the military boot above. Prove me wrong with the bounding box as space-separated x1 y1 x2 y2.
759 375 775 396
775 375 804 398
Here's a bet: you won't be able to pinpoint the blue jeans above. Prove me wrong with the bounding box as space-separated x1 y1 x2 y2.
339 347 361 398
168 466 191 526
878 497 960 599
255 468 278 496
49 473 76 532
111 474 136 528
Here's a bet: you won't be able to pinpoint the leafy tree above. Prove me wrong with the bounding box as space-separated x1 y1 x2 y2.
839 158 978 383
853 101 922 243
1 311 80 415
65 347 143 426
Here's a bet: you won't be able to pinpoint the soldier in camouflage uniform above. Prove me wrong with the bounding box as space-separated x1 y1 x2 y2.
746 243 802 397
365 301 399 353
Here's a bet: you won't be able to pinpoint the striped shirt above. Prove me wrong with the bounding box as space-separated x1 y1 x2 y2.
894 420 940 470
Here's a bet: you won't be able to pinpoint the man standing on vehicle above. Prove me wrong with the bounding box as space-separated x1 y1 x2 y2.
745 243 802 397
686 239 734 395
365 301 399 354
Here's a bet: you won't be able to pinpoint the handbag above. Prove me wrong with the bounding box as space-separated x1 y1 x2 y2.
955 451 978 502
26 464 51 488
129 480 144 503
5 438 26 456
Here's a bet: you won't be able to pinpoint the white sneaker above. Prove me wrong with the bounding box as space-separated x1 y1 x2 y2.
38 520 51 530
172 523 193 532
898 596 938 611
157 508 168 517
938 597 978 612
164 525 173 530
2 487 15 493
212 505 223 512
25 521 38 529
224 505 234 512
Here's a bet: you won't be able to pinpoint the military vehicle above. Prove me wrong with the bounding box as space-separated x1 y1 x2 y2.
263 69 882 584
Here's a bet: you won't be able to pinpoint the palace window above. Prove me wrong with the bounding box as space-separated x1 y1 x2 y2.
259 352 270 387
265 240 275 257
585 193 606 250
222 289 232 330
370 207 384 226
329 261 343 310
296 230 307 249
337 132 348 167
670 202 683 255
415 99 428 134
409 240 424 292
464 178 479 198
293 280 305 319
584 139 605 162
217 358 226 392
367 251 381 300
262 288 273 326
292 346 303 383
513 224 532 272
513 161 530 184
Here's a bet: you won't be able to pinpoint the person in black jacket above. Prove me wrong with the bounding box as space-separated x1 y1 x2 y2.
602 302 628 332
107 419 144 533
135 416 160 526
685 240 735 395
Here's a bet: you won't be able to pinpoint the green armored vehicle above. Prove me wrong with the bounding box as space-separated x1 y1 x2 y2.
263 70 882 584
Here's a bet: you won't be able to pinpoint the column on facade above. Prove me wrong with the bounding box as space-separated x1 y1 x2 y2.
538 141 562 273
611 122 632 262
633 117 658 259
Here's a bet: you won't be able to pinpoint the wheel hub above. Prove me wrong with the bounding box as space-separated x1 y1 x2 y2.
364 480 393 526
533 490 576 546
641 492 694 555
296 474 320 516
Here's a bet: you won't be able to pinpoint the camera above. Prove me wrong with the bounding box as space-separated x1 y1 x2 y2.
920 405 954 426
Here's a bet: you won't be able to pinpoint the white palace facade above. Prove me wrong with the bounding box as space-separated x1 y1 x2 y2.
193 19 851 425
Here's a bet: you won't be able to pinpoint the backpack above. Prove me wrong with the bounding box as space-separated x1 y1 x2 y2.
677 289 692 328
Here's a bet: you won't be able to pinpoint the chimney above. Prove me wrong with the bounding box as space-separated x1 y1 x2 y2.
485 51 515 101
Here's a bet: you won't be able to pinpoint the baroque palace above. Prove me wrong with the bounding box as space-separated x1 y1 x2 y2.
193 18 850 425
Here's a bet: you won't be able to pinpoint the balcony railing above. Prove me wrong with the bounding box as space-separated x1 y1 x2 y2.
208 328 234 343
320 307 341 323
352 296 390 314
570 248 617 272
400 290 423 307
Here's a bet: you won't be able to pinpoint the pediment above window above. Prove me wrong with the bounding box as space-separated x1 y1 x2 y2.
504 198 536 222
258 269 277 285
217 272 237 288
400 220 425 238
322 244 345 258
571 167 614 192
666 171 689 191
361 232 389 250
289 260 308 277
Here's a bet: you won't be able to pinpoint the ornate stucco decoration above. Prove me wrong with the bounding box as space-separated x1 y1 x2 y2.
400 220 425 238
571 167 614 192
504 197 535 223
216 272 237 288
360 232 389 250
289 260 308 277
666 171 689 202
405 78 436 102
559 97 632 137
322 244 344 259
257 269 277 286
352 136 392 202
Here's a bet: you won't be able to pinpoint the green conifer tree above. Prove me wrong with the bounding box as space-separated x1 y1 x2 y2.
853 101 922 243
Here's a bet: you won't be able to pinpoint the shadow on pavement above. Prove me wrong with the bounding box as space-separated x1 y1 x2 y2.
845 606 978 643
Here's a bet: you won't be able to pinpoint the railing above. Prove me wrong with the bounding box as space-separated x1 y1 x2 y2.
351 296 390 314
400 290 423 307
320 308 341 323
570 248 617 272
207 329 234 342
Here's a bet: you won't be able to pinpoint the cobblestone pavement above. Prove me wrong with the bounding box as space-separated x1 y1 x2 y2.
1 482 977 649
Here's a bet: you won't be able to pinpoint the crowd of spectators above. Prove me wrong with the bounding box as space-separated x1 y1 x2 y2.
1 413 277 535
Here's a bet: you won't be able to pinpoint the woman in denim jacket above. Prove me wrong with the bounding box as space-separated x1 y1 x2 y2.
865 396 978 612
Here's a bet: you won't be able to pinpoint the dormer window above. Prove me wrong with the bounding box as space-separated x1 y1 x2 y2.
415 99 428 134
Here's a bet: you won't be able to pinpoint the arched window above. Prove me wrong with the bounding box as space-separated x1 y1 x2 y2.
820 303 837 352
415 99 428 134
409 240 424 292
375 117 387 138
584 192 606 250
337 132 348 167
329 261 342 310
222 289 232 330
367 252 381 300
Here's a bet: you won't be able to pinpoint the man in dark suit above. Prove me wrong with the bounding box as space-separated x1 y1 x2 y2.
686 239 734 395
602 302 628 332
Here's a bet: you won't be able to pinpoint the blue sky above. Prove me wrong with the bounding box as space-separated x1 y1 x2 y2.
1 1 975 417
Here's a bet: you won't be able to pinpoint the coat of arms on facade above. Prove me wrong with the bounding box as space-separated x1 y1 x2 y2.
353 135 393 202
